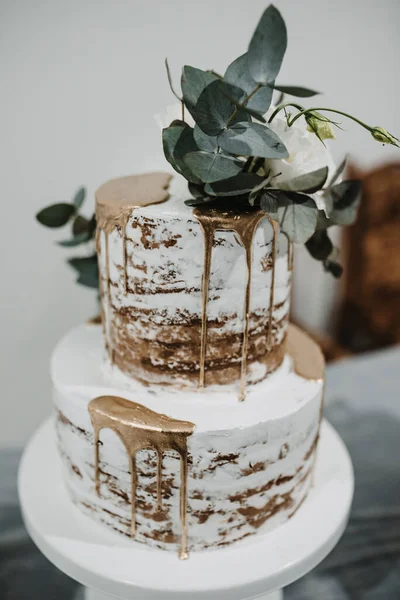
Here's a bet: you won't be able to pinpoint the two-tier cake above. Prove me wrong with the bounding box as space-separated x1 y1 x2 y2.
53 172 325 560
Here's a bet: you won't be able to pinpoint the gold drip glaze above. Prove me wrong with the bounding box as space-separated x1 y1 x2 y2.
96 172 172 233
105 232 111 305
289 241 294 271
121 215 128 295
286 323 325 381
194 205 268 398
280 232 294 272
95 173 172 357
88 395 195 560
266 217 279 351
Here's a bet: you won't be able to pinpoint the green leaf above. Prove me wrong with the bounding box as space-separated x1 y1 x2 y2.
73 187 86 210
188 182 205 198
305 230 333 260
272 192 319 243
58 231 92 247
277 166 329 194
270 84 320 98
329 156 347 188
183 151 244 183
194 80 249 136
181 66 217 113
73 215 90 235
259 191 279 214
193 125 219 153
219 121 288 159
224 53 274 114
68 254 98 289
248 4 287 84
36 203 75 228
249 176 274 205
204 173 264 196
323 259 343 278
327 180 362 225
162 122 202 183
185 196 216 207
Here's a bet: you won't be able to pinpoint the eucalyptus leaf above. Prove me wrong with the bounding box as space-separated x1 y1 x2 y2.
323 259 343 278
188 182 206 198
326 180 362 225
260 191 279 214
270 84 320 98
162 123 202 183
248 4 287 84
73 215 90 235
58 231 92 247
73 187 86 210
272 192 319 243
193 125 219 153
204 173 264 196
277 166 329 194
194 80 249 136
181 66 217 113
185 196 216 207
329 156 347 188
183 151 244 183
68 254 98 289
219 121 288 159
36 203 75 228
305 229 333 260
249 176 274 205
224 53 274 114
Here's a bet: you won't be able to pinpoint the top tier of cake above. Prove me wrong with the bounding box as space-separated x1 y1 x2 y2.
96 172 293 393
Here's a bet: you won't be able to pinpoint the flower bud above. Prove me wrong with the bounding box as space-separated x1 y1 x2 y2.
371 127 400 147
306 111 335 141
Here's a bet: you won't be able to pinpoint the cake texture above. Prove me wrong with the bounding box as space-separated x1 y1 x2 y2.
53 322 324 555
51 171 325 559
96 173 293 390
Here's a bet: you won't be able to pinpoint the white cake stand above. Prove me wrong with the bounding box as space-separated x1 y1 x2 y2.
19 418 353 600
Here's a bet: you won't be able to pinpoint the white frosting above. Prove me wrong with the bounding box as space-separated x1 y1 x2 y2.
52 325 323 552
98 174 292 385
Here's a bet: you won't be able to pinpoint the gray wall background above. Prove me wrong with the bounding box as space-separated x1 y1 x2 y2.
1 0 399 446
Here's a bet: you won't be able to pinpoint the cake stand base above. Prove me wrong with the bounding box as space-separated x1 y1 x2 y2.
19 418 353 600
82 589 283 600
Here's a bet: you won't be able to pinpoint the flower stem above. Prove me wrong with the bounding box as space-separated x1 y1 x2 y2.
288 108 373 132
268 102 305 123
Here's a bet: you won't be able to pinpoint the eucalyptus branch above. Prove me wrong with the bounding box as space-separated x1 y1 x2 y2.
164 58 182 102
226 83 262 127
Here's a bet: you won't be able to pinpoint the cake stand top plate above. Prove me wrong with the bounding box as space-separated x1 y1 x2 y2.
19 418 353 600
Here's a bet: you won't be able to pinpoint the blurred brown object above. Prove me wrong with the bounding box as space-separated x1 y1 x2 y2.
337 162 400 352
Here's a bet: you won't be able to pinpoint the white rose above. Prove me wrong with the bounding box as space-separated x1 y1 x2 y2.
154 102 195 131
264 107 337 212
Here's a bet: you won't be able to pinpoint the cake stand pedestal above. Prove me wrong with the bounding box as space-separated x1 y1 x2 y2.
19 418 353 600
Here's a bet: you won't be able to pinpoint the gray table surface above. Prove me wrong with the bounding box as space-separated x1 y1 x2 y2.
1 346 400 600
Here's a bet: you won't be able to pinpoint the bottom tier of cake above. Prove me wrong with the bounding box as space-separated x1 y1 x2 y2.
52 323 324 556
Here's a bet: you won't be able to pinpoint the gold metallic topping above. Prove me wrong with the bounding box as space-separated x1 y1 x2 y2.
286 324 325 381
95 172 172 233
194 206 278 400
88 395 195 560
96 173 172 358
